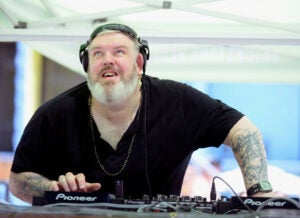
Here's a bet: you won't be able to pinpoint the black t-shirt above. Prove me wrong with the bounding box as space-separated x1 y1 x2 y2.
11 75 244 198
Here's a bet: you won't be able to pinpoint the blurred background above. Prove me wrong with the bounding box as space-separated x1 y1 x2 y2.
0 0 300 204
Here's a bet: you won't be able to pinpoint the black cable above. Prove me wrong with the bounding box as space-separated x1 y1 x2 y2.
210 176 254 212
142 74 153 199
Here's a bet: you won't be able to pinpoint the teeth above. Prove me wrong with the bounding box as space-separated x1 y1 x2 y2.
103 72 115 77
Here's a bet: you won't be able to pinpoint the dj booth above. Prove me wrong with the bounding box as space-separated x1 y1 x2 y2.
1 203 300 218
1 191 300 218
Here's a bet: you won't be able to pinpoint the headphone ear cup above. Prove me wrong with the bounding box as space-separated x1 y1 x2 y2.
79 42 89 73
140 48 147 73
81 51 89 73
139 39 150 74
139 39 149 60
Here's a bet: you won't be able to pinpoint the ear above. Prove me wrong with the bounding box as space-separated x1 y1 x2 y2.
136 53 144 76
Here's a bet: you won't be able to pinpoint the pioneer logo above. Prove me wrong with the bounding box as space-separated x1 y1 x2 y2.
55 193 98 202
244 198 286 207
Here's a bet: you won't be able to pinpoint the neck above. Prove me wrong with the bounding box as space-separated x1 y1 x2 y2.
91 88 141 124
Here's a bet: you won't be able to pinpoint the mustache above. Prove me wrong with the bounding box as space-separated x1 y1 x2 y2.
99 66 117 74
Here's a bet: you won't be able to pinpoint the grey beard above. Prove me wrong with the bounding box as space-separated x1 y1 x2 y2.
87 72 139 107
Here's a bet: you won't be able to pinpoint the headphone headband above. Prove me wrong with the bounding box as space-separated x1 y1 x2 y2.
90 23 138 42
79 23 150 73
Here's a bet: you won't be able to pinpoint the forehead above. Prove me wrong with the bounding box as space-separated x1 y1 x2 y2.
89 31 135 47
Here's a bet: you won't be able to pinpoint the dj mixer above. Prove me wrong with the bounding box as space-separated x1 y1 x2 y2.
32 191 300 214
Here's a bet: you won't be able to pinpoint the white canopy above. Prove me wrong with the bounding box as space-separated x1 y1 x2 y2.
0 0 299 83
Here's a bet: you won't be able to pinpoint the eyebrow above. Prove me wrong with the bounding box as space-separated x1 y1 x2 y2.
90 45 129 52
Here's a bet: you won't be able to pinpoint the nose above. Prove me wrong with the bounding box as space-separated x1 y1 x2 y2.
103 53 114 66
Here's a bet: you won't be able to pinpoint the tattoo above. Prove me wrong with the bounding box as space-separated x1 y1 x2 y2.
230 128 268 188
16 174 52 200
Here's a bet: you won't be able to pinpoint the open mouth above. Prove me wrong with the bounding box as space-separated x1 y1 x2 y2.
99 65 119 78
103 71 117 77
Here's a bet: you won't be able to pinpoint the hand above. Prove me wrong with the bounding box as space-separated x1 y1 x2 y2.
50 172 101 192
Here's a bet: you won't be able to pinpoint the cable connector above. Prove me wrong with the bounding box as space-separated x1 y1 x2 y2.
210 178 217 201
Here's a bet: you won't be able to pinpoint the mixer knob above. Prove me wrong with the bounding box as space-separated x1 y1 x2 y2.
169 195 180 201
157 194 168 201
181 195 192 202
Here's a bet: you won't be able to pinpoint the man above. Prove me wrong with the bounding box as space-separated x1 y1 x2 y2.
9 23 275 204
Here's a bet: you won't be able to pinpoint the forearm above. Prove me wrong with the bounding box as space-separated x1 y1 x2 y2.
225 116 270 190
9 171 55 203
231 128 268 189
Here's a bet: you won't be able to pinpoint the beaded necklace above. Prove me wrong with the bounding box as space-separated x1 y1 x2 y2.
88 95 141 176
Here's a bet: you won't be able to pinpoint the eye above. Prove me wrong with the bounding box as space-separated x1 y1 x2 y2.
115 49 125 56
90 48 103 57
91 50 102 57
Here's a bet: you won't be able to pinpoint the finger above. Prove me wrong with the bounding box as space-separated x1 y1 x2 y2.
58 175 70 192
65 172 78 191
75 173 86 191
85 183 101 192
50 181 60 191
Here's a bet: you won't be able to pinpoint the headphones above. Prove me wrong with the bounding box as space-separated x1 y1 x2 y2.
79 23 150 73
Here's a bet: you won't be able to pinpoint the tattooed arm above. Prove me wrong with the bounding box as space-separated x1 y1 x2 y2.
9 171 102 203
224 116 276 197
9 171 59 203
